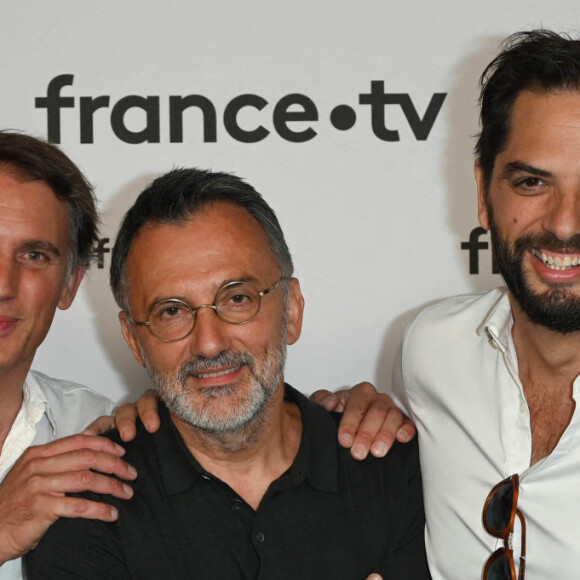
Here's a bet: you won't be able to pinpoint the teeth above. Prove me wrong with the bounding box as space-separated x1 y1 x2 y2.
194 365 241 379
532 249 580 271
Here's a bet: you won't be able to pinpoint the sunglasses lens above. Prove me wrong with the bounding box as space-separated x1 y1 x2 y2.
484 549 513 580
485 481 514 532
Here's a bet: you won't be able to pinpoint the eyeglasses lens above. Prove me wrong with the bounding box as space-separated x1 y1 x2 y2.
486 481 514 533
148 282 262 341
216 282 261 323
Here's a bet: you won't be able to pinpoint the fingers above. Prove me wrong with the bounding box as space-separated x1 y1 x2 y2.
113 402 139 442
82 415 116 436
135 389 160 434
115 389 160 442
31 434 126 459
0 434 137 562
336 382 381 450
38 448 138 482
19 435 137 497
52 496 120 522
336 382 416 460
41 469 134 500
309 389 344 412
396 419 417 444
350 405 410 460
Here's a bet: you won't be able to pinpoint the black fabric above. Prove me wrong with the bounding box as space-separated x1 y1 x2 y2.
27 385 430 579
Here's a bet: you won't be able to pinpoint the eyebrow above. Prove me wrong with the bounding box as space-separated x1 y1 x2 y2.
19 240 62 257
147 276 261 307
501 161 552 179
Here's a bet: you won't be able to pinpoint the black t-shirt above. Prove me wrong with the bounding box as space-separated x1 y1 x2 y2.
27 385 430 579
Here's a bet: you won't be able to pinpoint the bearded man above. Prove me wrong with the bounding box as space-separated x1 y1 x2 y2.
28 167 429 580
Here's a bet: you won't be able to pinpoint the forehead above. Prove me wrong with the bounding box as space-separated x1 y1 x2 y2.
503 89 580 162
0 170 69 247
126 202 279 301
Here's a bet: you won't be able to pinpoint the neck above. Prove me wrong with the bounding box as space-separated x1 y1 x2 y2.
171 383 302 509
509 293 579 463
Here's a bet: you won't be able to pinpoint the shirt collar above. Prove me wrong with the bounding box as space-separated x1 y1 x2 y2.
476 287 514 354
156 383 338 497
23 371 53 433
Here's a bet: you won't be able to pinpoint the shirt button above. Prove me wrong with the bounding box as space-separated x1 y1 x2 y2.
233 499 243 510
256 532 265 543
520 400 527 414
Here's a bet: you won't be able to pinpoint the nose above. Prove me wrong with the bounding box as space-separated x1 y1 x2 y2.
0 257 19 300
542 185 580 242
187 306 229 359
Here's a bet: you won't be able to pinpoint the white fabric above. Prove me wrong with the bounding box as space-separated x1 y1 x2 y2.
392 286 580 579
0 370 114 580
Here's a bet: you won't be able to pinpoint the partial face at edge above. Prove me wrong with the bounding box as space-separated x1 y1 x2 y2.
0 170 83 378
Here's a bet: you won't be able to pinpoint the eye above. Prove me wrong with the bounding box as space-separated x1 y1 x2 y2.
512 175 548 195
218 284 259 312
160 306 181 317
153 301 191 321
517 177 544 188
229 293 251 304
27 251 46 260
19 250 50 269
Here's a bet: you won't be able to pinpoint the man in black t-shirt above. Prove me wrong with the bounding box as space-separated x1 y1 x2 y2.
29 167 429 580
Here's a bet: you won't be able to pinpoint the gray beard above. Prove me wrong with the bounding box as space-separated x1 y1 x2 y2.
142 343 287 448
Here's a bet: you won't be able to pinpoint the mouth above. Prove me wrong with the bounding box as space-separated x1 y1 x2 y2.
531 249 580 271
192 365 243 379
0 317 18 335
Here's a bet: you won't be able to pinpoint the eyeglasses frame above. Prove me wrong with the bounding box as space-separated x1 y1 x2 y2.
129 278 285 343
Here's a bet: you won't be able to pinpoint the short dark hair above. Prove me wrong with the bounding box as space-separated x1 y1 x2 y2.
110 167 294 310
475 29 580 191
0 130 98 274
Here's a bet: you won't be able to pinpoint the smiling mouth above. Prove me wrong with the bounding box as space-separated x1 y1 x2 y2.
193 365 243 379
531 249 580 271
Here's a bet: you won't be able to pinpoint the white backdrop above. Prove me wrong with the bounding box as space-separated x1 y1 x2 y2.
2 1 579 404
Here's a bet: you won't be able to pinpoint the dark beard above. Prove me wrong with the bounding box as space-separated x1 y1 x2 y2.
490 220 580 333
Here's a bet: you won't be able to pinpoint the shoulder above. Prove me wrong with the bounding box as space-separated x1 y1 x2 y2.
29 369 115 433
402 288 507 351
332 410 420 478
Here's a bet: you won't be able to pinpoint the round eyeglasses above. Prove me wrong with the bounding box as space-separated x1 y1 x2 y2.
130 278 284 342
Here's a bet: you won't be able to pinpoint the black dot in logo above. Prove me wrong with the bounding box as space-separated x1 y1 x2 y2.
330 105 356 130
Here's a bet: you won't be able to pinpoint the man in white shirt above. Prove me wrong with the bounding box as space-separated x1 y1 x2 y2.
319 29 580 579
394 29 580 579
0 131 137 579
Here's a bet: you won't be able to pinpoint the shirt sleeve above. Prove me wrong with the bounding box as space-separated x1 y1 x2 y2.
379 439 431 579
26 512 129 580
390 338 414 420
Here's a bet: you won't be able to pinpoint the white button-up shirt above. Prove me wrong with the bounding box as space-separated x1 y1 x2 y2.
0 370 114 580
392 287 580 579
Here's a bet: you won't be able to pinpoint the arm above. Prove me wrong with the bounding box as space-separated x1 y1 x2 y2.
310 382 416 460
83 389 160 442
0 434 136 565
